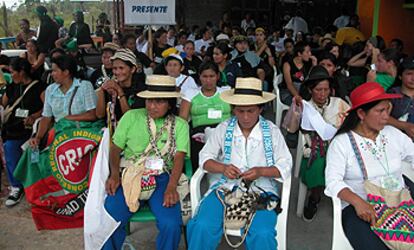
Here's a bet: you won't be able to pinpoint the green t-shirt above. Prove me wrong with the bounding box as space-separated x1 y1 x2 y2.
112 109 190 166
376 72 395 90
190 91 231 128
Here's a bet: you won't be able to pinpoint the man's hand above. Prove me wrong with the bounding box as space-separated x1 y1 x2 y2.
163 185 179 207
240 167 263 181
223 164 242 179
105 174 120 196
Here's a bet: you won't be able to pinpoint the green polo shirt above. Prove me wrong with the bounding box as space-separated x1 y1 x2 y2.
113 109 190 167
376 72 395 91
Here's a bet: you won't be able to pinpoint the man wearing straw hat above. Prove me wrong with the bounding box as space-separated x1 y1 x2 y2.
187 77 292 249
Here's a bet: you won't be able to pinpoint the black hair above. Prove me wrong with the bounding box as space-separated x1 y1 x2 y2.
167 98 178 116
336 100 381 136
10 57 33 78
199 61 219 75
184 40 195 47
231 25 242 34
283 38 294 46
121 33 136 46
113 32 123 41
177 31 187 39
318 51 338 66
51 55 77 78
374 35 386 51
312 26 324 36
0 55 10 66
154 28 167 39
200 27 209 36
49 48 66 58
381 48 402 67
164 56 183 66
20 19 30 26
293 41 309 57
325 25 338 34
214 42 231 56
27 39 39 51
391 38 404 51
324 42 339 52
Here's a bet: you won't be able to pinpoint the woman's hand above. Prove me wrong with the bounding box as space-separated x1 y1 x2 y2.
223 164 242 179
367 70 377 82
28 137 40 149
310 55 318 66
105 174 120 196
102 79 123 97
23 115 35 127
293 95 303 108
163 185 179 207
353 199 377 224
241 167 263 181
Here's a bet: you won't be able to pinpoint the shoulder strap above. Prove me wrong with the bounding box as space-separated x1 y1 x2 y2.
68 86 79 115
346 132 368 180
178 75 190 89
5 80 39 112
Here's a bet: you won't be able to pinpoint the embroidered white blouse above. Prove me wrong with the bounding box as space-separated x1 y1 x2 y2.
325 125 414 208
199 118 293 195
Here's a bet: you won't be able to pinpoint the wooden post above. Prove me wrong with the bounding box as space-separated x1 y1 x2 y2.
148 26 153 60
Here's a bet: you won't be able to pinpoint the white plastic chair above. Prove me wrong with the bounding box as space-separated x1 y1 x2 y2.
294 131 308 218
331 196 353 250
272 67 289 127
330 162 414 250
190 168 292 250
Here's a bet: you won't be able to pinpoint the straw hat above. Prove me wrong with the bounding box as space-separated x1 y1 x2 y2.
349 82 401 111
220 77 275 105
137 75 181 99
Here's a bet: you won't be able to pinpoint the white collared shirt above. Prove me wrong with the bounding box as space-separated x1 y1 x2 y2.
199 118 292 194
325 126 414 208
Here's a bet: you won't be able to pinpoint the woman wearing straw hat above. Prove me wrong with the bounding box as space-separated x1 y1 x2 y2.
96 48 146 122
102 75 189 250
325 82 414 249
187 77 292 250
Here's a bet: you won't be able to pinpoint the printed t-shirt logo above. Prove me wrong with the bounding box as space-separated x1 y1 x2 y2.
50 130 101 194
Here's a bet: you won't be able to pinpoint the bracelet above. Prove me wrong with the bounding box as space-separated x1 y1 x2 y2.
117 94 126 100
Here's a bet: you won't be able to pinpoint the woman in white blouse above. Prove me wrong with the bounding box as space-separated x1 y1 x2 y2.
325 82 414 250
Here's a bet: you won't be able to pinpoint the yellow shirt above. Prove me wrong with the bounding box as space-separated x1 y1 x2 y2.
335 27 365 46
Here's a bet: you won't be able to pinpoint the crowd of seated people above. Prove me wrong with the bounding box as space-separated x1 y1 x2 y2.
1 5 414 250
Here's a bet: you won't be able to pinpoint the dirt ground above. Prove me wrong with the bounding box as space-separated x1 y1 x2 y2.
0 172 84 250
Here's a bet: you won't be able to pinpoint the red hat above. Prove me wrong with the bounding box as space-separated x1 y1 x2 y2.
349 82 401 111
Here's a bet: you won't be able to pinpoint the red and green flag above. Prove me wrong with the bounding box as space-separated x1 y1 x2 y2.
14 119 103 230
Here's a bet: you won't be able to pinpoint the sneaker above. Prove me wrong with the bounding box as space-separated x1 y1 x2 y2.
303 198 318 222
5 187 24 207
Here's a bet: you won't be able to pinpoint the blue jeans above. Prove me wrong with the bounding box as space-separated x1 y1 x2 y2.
4 139 26 188
102 173 182 250
187 191 278 250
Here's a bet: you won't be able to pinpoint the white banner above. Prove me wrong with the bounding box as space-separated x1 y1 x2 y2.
124 0 176 25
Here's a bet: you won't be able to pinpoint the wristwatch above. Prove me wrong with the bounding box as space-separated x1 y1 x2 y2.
117 95 126 100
